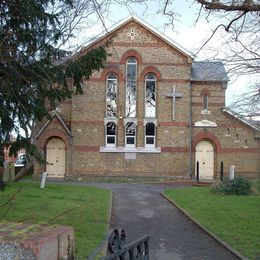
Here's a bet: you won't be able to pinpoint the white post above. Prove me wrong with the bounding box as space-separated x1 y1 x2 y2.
229 165 235 180
40 172 48 189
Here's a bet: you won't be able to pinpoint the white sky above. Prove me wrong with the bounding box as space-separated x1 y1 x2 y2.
68 0 258 106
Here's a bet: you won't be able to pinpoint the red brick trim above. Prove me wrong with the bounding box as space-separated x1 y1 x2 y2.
220 147 260 153
112 42 189 61
160 122 189 127
107 61 188 67
114 42 168 48
38 129 69 149
217 123 246 129
192 102 225 107
70 120 103 125
100 65 124 82
161 147 189 153
88 77 190 84
73 145 99 152
192 131 221 152
192 80 227 85
200 88 211 97
140 66 162 81
120 49 143 64
160 79 190 84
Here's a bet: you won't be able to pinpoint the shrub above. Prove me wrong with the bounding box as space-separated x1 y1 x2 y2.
211 177 252 195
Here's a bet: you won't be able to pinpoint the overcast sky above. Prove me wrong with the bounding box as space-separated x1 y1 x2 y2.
68 0 258 106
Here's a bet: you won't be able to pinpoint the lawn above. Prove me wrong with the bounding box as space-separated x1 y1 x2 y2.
163 183 260 260
0 182 111 258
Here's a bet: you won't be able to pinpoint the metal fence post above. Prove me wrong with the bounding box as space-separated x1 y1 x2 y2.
220 161 224 181
196 161 199 182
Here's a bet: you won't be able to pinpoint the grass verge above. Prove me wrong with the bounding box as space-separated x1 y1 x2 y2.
163 184 260 260
0 182 111 258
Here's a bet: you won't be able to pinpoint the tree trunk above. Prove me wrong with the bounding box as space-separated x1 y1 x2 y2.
14 160 34 182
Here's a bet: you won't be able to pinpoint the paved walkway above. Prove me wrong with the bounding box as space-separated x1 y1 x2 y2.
91 182 238 260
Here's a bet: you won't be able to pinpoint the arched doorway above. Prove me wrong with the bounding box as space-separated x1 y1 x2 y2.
195 140 214 179
46 138 65 178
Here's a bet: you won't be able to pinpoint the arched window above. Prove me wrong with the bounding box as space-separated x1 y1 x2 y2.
125 122 136 147
203 94 208 111
145 122 155 147
126 57 137 117
106 73 117 117
106 122 116 146
145 73 156 118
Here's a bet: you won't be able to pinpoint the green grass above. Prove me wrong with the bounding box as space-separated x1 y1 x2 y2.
252 180 260 193
0 182 111 258
163 184 260 260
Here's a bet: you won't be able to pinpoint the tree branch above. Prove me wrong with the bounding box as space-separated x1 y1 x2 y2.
196 0 260 12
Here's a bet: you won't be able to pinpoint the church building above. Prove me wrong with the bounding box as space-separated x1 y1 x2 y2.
34 16 260 181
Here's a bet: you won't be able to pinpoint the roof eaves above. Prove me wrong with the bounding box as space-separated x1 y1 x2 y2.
191 78 229 83
130 15 195 59
79 15 195 59
35 111 72 139
223 108 259 131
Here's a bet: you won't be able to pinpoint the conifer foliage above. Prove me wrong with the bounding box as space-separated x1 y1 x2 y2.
0 0 108 165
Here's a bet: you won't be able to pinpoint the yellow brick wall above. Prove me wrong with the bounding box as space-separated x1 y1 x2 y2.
34 20 259 180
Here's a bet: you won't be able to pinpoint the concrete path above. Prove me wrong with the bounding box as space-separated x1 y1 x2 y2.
91 182 239 260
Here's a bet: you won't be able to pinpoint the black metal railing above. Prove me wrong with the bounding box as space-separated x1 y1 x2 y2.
87 228 149 260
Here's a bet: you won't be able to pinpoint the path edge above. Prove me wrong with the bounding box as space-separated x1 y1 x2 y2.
161 192 247 260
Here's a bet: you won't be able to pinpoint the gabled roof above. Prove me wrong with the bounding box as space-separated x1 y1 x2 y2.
191 61 229 82
79 15 195 60
223 107 260 131
35 110 72 139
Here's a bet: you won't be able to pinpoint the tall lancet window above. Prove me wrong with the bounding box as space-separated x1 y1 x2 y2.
145 73 156 118
126 57 137 117
106 73 117 117
203 94 208 111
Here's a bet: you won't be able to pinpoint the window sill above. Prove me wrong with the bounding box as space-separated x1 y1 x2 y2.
100 146 161 153
201 110 210 115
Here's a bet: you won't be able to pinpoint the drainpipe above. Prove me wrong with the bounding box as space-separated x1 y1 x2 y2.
189 75 193 179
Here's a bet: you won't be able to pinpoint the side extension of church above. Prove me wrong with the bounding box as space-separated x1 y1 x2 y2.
34 17 260 180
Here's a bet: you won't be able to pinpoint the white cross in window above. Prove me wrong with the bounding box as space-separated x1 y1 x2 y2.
127 29 138 40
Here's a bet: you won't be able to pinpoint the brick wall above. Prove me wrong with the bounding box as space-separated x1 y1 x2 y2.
34 19 259 180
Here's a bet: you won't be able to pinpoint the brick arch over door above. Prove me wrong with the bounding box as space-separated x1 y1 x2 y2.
192 131 221 152
38 129 70 150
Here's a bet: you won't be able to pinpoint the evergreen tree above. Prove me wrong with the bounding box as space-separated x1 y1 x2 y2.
0 0 108 166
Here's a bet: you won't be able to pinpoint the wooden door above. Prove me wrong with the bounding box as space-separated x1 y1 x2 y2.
46 138 65 178
195 141 214 179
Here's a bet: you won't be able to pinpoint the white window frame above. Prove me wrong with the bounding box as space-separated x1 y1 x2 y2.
125 122 136 147
145 73 156 118
145 122 156 147
106 73 118 117
105 121 117 147
201 94 210 114
125 57 137 118
203 94 208 110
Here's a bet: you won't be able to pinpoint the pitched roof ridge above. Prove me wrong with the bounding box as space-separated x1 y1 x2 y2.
35 110 72 139
79 15 195 59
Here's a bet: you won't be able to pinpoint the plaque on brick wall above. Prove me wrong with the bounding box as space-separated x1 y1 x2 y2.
125 153 136 160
